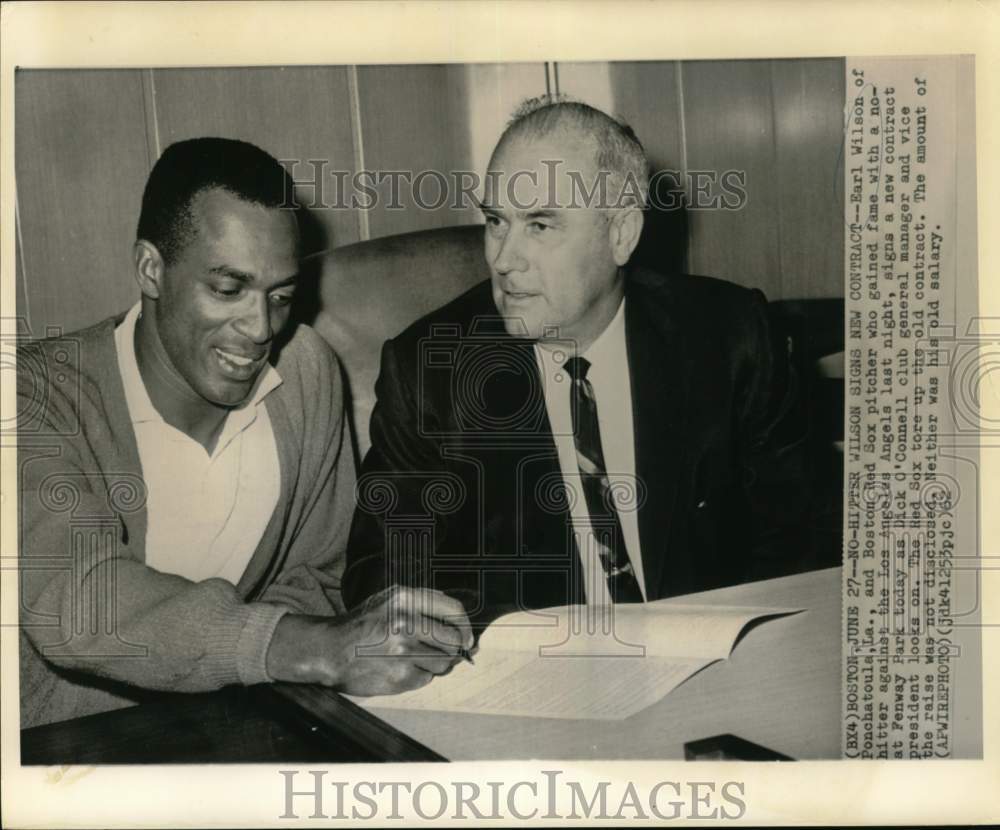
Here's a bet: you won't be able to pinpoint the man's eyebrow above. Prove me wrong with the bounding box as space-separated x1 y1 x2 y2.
208 265 255 283
476 203 561 221
268 274 299 290
522 208 560 221
208 266 298 287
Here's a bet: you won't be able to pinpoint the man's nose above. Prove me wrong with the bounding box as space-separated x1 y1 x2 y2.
490 227 527 275
233 294 273 344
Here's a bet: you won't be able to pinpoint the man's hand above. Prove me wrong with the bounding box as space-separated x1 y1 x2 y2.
265 586 474 696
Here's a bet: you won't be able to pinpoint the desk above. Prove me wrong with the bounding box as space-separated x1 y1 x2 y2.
19 684 445 764
21 567 840 763
364 566 842 760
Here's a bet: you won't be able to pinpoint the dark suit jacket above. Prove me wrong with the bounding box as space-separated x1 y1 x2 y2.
344 268 810 624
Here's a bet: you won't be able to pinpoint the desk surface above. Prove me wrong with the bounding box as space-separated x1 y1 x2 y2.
365 566 842 760
21 567 841 764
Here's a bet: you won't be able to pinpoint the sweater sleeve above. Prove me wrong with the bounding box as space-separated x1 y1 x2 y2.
254 329 355 619
17 340 290 696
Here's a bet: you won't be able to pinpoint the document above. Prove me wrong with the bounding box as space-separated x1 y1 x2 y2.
350 601 801 720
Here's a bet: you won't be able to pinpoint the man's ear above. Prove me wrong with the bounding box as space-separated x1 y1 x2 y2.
133 239 165 300
609 206 644 267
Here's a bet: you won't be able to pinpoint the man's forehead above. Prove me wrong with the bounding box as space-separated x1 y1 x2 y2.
488 128 598 174
483 131 604 211
191 188 259 226
172 188 300 281
189 188 298 241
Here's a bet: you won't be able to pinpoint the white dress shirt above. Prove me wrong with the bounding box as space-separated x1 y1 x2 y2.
115 303 282 585
534 298 646 604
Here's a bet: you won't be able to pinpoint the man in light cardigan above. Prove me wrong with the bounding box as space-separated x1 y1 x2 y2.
17 137 471 728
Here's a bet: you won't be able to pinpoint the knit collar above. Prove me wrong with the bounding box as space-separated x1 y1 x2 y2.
114 302 282 434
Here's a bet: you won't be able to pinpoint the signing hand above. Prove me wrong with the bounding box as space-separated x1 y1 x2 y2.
265 585 474 696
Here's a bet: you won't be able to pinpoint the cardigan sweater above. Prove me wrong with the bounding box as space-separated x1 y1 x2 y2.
17 317 356 728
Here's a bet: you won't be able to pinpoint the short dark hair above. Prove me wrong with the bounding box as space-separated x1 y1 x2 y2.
136 137 297 264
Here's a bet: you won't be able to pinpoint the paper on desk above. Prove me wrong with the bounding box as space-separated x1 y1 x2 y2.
349 601 802 721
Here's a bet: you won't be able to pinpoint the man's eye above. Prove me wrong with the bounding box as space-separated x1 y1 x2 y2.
211 285 242 298
528 221 550 233
269 292 294 307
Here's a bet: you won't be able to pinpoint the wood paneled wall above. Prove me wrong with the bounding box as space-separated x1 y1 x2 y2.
15 70 152 335
355 64 480 239
15 65 533 335
606 59 845 300
15 60 843 336
150 67 362 254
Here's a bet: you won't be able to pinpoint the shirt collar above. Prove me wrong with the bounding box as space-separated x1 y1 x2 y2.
114 302 283 429
534 296 628 385
582 295 627 375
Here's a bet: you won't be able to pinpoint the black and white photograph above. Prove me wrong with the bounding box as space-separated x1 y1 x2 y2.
1 2 997 827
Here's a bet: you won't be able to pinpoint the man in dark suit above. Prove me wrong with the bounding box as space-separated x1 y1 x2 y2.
344 98 809 625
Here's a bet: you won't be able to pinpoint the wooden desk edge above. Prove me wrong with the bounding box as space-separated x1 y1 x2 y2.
260 684 448 762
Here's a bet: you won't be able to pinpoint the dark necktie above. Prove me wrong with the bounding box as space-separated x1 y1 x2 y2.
565 356 644 603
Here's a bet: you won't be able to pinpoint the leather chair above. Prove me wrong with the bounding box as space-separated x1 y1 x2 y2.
301 225 845 571
301 224 488 459
768 299 845 570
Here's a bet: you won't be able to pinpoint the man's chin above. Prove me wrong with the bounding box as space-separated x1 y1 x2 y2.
201 378 257 410
501 316 542 340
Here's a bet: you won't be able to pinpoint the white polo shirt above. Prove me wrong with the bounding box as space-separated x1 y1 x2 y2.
115 303 282 585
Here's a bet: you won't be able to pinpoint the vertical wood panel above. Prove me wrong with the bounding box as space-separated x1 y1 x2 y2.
139 69 162 167
609 62 684 166
355 64 477 239
556 62 616 114
681 60 783 299
464 63 547 182
152 67 360 253
15 69 150 333
770 59 845 298
14 209 31 334
345 66 370 241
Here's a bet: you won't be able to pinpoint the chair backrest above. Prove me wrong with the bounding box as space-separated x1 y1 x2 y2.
767 297 845 570
767 298 845 443
303 223 846 504
304 224 489 457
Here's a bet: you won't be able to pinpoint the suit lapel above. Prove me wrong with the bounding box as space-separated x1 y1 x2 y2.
462 314 584 606
625 277 691 600
461 281 693 607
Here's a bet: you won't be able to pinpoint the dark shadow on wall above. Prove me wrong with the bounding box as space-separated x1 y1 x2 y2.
274 202 328 360
632 167 689 277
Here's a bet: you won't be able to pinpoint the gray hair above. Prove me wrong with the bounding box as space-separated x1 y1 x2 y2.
496 94 649 209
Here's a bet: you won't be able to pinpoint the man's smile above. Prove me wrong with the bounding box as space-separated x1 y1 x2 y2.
212 346 265 380
502 289 541 302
